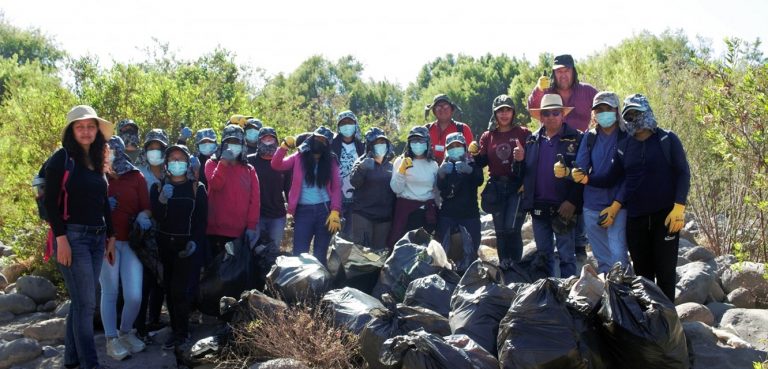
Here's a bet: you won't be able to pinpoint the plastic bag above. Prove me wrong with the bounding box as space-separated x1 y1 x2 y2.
321 287 385 334
440 225 477 273
327 235 388 294
198 235 255 316
266 253 331 303
403 269 461 317
128 222 163 285
568 264 604 313
379 330 498 369
219 289 288 324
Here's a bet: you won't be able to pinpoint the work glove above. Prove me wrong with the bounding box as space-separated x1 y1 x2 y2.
571 167 589 184
326 210 341 234
159 184 174 204
553 154 570 178
245 228 260 249
281 136 296 150
537 76 550 91
398 156 413 175
598 201 622 228
108 196 118 211
189 156 200 172
178 241 197 258
360 157 375 171
664 203 686 234
467 141 480 156
180 127 192 139
455 161 473 174
221 148 236 162
438 162 454 178
135 212 152 231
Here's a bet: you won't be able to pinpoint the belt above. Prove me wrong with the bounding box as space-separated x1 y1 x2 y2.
67 224 107 235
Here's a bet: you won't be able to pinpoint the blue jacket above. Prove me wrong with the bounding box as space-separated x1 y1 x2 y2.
575 128 627 211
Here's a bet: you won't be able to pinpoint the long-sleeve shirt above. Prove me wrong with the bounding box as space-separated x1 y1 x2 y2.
204 159 261 237
248 155 291 219
390 157 438 202
150 180 208 245
527 82 598 132
474 127 531 179
270 147 342 215
108 170 150 241
575 128 627 211
349 155 396 221
437 161 484 219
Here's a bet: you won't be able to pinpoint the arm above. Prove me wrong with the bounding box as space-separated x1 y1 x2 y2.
390 156 406 195
149 183 166 221
137 172 152 214
103 193 115 238
44 150 66 237
349 158 368 189
246 166 261 229
587 151 624 188
282 168 292 204
329 160 342 212
527 87 545 110
204 158 228 191
574 134 591 172
671 133 691 205
462 126 474 149
270 146 295 171
192 183 208 245
474 131 489 169
470 163 484 187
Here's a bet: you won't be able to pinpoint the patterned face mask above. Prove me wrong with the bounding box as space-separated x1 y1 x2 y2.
257 142 277 156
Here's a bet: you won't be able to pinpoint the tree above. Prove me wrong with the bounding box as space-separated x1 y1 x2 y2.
0 14 65 70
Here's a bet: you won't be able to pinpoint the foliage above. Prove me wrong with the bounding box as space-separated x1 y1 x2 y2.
0 14 65 71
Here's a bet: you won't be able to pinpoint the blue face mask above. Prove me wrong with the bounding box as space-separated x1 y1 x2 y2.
339 124 356 138
227 144 243 157
146 150 164 166
447 147 465 160
596 111 617 128
198 142 217 156
245 129 259 143
373 143 388 157
167 161 188 176
410 142 427 156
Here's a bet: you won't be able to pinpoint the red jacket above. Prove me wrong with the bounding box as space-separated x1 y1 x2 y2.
108 170 150 241
204 159 260 238
427 121 474 164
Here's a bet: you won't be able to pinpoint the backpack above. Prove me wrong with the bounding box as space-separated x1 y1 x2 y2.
616 128 673 165
36 149 76 262
426 121 467 136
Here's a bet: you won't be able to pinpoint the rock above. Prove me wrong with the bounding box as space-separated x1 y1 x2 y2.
53 301 69 318
675 302 715 326
249 358 311 369
3 283 15 294
36 301 57 313
683 321 767 369
677 256 690 266
679 220 699 245
15 276 57 304
706 302 735 324
707 279 726 303
149 326 173 346
0 312 13 324
41 345 59 358
677 238 696 255
521 219 533 241
480 214 494 232
22 318 66 342
683 246 715 263
0 338 42 369
0 274 7 291
675 261 717 305
726 288 757 309
714 254 738 277
0 294 37 315
1 264 25 284
721 262 768 303
720 308 768 351
480 236 496 248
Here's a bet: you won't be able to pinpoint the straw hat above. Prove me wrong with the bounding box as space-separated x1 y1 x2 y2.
65 105 114 138
528 94 574 121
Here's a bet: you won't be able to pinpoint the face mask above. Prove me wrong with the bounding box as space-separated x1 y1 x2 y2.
119 132 140 148
257 142 277 157
147 150 164 166
198 142 217 156
245 129 259 143
339 125 356 138
227 144 243 157
596 111 617 128
167 161 188 177
373 143 388 157
447 147 465 160
126 150 140 163
410 142 427 156
311 140 327 155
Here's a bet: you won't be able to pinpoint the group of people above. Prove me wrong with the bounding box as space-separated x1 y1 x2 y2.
42 53 689 369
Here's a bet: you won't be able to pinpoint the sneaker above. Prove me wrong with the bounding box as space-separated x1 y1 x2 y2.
106 337 130 361
162 334 190 351
119 329 146 354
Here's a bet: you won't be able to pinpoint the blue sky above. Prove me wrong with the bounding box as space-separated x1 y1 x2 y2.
1 0 766 86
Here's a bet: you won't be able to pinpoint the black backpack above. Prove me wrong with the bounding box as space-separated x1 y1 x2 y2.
615 128 674 165
34 149 75 222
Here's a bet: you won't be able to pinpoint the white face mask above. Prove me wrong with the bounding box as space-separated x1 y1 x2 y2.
146 149 164 166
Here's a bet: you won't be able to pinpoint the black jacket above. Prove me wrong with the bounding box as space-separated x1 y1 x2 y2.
437 161 484 219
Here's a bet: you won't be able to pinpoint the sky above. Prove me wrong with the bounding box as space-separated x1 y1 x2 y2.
1 0 767 87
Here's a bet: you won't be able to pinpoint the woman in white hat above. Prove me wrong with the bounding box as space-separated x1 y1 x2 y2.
44 105 115 369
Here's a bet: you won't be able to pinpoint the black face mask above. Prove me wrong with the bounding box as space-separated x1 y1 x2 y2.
310 140 327 154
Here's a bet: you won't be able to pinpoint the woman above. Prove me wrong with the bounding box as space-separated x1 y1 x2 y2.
386 126 439 247
348 127 396 250
151 144 208 349
205 125 260 258
271 126 341 265
247 127 291 248
45 105 115 369
469 95 531 266
193 128 218 188
101 136 151 360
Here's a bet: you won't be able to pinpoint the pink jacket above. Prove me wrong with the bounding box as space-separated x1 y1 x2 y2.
270 147 341 215
204 159 260 237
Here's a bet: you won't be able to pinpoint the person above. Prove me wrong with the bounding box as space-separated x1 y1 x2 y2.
151 144 208 349
138 129 170 190
469 94 531 264
247 127 291 248
271 127 342 265
568 94 690 301
387 126 439 247
331 111 366 239
117 119 141 163
522 94 584 278
348 127 396 250
244 118 263 155
436 132 484 257
528 54 598 260
557 91 629 273
424 94 474 164
205 124 261 259
192 128 218 188
45 105 115 369
101 136 150 360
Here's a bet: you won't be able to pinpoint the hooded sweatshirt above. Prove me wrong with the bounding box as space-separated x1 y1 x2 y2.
270 146 342 215
349 140 396 221
204 159 260 237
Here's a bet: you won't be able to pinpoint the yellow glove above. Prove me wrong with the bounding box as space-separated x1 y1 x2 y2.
571 167 589 184
468 141 480 156
537 76 550 91
664 203 686 234
281 136 296 150
553 154 570 178
598 201 622 228
398 156 413 175
229 114 248 127
326 210 341 234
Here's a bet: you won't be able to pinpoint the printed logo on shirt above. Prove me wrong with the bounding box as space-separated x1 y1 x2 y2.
567 143 576 154
495 142 512 164
340 144 357 200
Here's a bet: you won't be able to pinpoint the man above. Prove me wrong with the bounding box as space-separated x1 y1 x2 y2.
244 118 264 155
528 54 597 261
331 111 365 239
522 94 583 278
425 94 474 164
570 94 690 301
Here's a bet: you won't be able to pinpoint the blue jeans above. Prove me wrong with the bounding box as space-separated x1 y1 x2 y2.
437 216 482 251
55 224 106 369
532 217 577 277
99 240 143 338
293 203 332 265
583 208 629 274
260 216 287 251
575 216 589 253
492 189 526 263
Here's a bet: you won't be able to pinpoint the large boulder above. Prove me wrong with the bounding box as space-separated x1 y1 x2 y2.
53 300 70 318
0 274 7 291
720 308 768 351
675 302 715 326
683 321 767 369
0 338 42 369
714 254 738 277
726 287 757 309
15 276 57 304
682 246 715 263
720 262 768 304
675 261 717 305
708 279 726 303
22 318 66 342
0 294 36 315
706 302 735 324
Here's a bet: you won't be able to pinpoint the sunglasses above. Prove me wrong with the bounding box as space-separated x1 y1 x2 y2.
541 110 562 117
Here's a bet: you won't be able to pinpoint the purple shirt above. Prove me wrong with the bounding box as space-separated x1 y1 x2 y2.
528 82 598 132
534 134 560 203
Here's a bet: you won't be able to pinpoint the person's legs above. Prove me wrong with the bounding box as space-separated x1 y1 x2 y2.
532 217 556 277
99 242 121 339
371 220 391 251
117 241 143 333
311 203 332 265
340 201 354 240
350 213 374 247
651 209 679 301
260 217 287 250
575 215 588 260
607 209 630 269
166 240 195 343
292 205 314 256
626 215 654 280
461 217 482 252
583 208 611 274
555 223 577 278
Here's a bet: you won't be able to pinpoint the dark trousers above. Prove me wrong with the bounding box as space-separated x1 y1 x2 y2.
491 182 526 263
135 265 164 336
158 235 197 338
386 198 436 248
207 235 235 266
626 207 679 301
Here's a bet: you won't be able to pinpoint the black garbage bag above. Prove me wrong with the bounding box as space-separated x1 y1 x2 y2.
444 334 500 369
598 269 690 369
360 295 451 369
403 269 461 317
440 225 476 273
449 260 526 357
198 235 256 316
251 231 280 292
327 235 388 294
373 228 450 302
379 330 498 369
504 248 550 283
129 221 163 285
179 325 232 368
321 287 385 334
497 278 587 369
219 289 288 324
266 253 331 303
